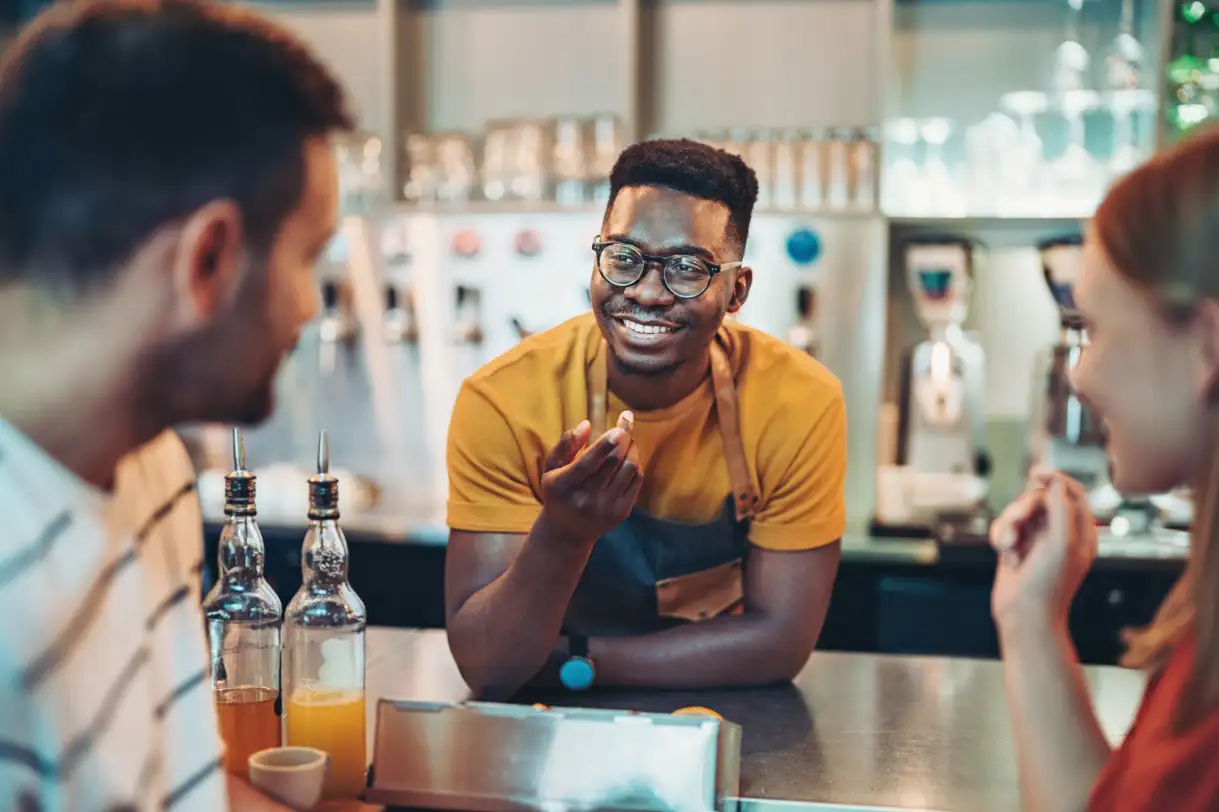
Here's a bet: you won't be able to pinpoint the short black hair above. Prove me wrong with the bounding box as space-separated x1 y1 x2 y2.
0 0 353 290
606 138 759 250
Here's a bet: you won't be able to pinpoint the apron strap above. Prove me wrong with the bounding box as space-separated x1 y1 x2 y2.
708 341 759 522
586 337 759 522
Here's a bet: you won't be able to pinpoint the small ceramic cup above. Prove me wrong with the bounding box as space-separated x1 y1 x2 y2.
248 747 330 810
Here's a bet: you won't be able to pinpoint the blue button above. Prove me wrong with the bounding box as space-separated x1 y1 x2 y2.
559 657 595 691
786 228 821 266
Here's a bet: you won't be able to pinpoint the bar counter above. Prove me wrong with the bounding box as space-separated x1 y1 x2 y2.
348 627 1146 812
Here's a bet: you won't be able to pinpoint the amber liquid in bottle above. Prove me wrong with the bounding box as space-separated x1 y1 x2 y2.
204 429 283 773
216 686 281 772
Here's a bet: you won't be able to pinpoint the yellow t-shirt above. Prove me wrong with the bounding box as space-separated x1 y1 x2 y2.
446 312 847 551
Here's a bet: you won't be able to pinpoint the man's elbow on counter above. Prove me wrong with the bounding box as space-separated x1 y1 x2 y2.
769 642 814 684
446 631 531 701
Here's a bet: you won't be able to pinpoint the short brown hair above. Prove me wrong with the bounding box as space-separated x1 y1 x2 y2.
0 0 353 291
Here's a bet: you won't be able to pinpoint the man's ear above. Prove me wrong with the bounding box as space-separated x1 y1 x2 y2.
727 266 752 313
170 199 245 329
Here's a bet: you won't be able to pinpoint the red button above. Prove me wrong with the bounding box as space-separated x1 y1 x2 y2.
452 229 481 258
515 229 542 257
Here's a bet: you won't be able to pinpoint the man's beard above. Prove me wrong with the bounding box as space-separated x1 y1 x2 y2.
608 348 681 377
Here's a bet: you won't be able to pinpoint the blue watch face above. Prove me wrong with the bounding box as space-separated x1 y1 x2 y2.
559 657 595 691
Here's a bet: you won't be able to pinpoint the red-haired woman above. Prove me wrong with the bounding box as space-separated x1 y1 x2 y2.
991 127 1219 812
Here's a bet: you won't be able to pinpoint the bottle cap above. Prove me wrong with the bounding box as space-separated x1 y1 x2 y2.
308 430 340 520
224 428 256 517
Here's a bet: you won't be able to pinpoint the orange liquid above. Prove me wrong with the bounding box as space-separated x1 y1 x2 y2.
215 686 282 774
285 688 367 799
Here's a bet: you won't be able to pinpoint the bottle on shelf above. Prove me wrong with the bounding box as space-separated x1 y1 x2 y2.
203 428 283 775
283 431 368 801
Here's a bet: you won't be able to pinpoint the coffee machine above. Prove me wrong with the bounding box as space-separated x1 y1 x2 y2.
877 236 990 532
1031 235 1192 539
1028 235 1120 518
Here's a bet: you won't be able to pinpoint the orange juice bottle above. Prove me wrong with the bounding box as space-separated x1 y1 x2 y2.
285 687 367 798
283 432 368 800
204 430 283 774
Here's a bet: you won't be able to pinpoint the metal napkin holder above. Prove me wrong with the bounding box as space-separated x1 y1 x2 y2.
364 699 742 812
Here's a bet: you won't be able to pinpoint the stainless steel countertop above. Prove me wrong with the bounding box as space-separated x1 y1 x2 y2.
362 628 1146 811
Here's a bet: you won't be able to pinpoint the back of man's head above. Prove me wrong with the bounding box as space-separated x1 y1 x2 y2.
0 0 355 432
0 0 353 291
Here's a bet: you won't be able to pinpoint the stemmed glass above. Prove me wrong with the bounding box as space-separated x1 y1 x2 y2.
1000 91 1048 212
920 118 964 216
883 118 921 215
1105 0 1152 175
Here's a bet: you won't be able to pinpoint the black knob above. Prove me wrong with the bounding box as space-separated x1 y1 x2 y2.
796 285 815 318
975 450 992 478
385 284 399 310
321 280 339 309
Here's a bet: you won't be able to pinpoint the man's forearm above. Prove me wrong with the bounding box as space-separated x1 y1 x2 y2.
448 513 594 698
999 611 1111 812
589 612 813 688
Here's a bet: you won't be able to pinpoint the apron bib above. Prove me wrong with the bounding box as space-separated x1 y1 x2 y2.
561 335 759 637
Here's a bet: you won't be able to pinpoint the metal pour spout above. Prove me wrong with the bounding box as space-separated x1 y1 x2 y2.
317 429 330 475
308 429 339 521
233 427 246 472
224 427 256 516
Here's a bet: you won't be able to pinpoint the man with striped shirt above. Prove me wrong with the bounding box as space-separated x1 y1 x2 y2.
0 1 353 809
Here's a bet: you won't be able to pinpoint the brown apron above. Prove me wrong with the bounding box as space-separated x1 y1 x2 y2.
561 333 758 636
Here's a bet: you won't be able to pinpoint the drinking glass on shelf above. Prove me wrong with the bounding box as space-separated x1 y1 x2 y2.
510 120 548 202
1051 0 1089 97
919 118 963 216
882 118 921 215
824 128 851 212
434 132 476 204
401 133 436 204
849 128 878 213
1052 89 1103 214
588 114 622 204
744 130 774 210
552 116 588 206
334 134 385 213
1108 89 1155 175
1104 0 1149 177
1000 91 1049 213
966 113 1019 216
799 128 828 211
772 130 799 211
481 125 512 202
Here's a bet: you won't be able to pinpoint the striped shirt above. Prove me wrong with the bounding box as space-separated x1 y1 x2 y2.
0 421 227 812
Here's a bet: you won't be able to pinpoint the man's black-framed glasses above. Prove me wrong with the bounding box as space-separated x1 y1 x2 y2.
592 239 741 299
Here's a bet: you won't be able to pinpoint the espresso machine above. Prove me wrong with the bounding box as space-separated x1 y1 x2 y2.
876 236 990 534
1029 235 1118 515
1031 235 1191 540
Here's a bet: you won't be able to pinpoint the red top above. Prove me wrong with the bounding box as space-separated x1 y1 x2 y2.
1089 634 1219 811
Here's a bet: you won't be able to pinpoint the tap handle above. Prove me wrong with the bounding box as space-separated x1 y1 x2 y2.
385 284 399 311
322 280 339 309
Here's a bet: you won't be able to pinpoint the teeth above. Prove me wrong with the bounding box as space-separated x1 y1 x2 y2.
624 320 675 335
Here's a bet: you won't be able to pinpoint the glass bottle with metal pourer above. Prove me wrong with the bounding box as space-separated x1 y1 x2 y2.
203 428 283 775
283 431 368 800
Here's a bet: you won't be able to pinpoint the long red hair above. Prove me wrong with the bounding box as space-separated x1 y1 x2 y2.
1094 126 1219 727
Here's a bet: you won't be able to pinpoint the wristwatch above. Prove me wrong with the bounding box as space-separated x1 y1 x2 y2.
558 634 596 691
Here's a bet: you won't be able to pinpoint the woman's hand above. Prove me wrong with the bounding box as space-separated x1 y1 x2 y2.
990 469 1098 630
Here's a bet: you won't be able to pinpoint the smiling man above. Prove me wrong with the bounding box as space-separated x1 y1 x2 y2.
444 139 846 698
